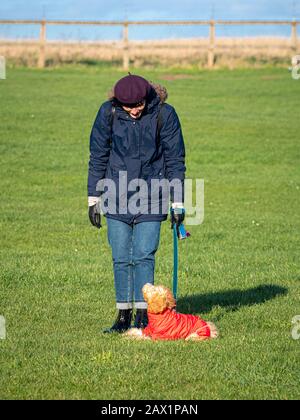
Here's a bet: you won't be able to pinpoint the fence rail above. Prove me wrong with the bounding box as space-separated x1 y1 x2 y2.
0 19 299 69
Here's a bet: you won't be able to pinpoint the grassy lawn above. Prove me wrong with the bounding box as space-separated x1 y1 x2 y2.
0 65 299 400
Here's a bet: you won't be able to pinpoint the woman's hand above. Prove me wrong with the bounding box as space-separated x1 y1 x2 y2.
88 197 102 229
170 203 185 229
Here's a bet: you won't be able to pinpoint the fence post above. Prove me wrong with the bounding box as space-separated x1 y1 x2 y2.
38 19 46 68
291 21 298 51
208 20 215 68
123 22 129 71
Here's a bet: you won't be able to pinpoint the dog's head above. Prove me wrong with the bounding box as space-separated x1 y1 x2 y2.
142 283 176 314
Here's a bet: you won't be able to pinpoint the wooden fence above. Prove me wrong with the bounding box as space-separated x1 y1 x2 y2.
0 19 299 69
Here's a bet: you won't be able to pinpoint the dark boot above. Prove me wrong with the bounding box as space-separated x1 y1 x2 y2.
103 309 133 334
133 309 148 329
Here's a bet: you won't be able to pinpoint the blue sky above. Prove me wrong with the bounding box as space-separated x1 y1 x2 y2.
0 0 299 40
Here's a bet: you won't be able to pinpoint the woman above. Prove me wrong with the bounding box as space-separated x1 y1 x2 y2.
88 74 186 333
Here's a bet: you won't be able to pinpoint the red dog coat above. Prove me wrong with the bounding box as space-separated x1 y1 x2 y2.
143 308 211 340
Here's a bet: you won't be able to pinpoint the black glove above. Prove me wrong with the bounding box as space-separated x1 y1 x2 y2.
89 204 102 229
170 207 185 230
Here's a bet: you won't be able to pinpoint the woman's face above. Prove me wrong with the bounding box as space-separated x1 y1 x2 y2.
122 100 146 119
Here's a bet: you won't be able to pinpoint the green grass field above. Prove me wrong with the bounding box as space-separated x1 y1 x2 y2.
0 65 299 400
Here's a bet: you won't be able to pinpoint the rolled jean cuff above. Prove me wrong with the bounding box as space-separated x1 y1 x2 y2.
135 302 148 310
116 302 133 310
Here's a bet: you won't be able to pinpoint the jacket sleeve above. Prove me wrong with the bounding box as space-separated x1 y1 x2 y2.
87 103 112 197
160 107 186 202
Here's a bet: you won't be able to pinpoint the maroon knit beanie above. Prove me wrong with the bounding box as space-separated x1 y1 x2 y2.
114 74 151 105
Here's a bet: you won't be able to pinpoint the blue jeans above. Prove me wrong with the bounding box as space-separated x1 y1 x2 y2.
106 218 161 309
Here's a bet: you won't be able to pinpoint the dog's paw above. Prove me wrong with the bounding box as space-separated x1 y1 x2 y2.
123 328 150 340
207 322 218 339
123 328 142 337
185 322 218 341
185 333 209 341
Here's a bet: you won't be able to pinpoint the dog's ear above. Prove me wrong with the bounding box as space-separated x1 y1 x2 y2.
164 287 176 309
146 287 167 314
148 298 166 314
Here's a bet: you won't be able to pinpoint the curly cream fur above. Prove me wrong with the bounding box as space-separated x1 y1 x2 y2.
142 283 176 314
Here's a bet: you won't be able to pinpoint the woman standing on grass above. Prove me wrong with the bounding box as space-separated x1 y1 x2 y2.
87 74 186 333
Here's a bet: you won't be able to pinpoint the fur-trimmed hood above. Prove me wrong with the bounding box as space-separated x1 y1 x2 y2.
108 81 168 104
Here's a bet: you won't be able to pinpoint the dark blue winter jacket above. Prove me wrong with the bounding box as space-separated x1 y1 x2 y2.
88 83 186 225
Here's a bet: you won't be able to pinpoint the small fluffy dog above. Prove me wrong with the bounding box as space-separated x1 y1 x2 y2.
125 283 218 341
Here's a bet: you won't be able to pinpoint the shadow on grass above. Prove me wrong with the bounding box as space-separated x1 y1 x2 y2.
177 284 288 319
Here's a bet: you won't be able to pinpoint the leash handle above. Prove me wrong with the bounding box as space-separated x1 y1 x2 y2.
173 223 178 300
